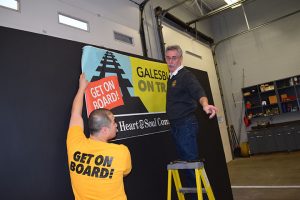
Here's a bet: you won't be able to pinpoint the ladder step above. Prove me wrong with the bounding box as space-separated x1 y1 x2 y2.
167 161 204 170
179 187 207 194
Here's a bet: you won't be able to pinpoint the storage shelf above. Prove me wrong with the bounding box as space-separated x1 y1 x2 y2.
280 99 298 103
282 111 299 114
246 105 262 110
260 90 275 94
242 74 300 118
262 103 278 106
277 85 295 90
243 94 259 98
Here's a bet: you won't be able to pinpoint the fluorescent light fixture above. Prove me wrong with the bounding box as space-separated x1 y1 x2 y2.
224 0 238 5
58 13 89 31
224 0 241 8
0 0 19 10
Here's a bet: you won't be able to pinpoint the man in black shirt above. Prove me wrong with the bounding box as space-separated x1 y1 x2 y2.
165 45 217 190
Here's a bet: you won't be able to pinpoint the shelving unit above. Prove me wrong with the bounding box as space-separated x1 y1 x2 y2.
243 75 300 155
242 75 300 119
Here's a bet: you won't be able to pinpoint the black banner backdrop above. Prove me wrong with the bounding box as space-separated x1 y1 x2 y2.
0 26 233 200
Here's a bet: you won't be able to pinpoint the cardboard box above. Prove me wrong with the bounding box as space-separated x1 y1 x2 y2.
281 94 287 102
265 85 274 91
243 92 251 96
269 95 277 104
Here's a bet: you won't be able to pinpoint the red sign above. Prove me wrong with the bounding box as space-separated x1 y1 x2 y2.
85 76 124 116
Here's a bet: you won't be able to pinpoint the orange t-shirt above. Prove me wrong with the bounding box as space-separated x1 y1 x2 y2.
67 126 132 200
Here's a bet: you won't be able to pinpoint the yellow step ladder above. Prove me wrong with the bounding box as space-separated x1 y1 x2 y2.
167 161 215 200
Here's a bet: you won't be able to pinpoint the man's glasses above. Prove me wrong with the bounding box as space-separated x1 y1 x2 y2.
165 56 180 61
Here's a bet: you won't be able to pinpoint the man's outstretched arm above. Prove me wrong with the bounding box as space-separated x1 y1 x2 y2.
69 73 89 129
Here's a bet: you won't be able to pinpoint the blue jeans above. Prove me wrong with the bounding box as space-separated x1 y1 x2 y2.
170 115 209 200
170 114 199 187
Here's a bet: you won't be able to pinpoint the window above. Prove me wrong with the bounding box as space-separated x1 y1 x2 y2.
114 31 134 45
58 13 89 31
0 0 19 11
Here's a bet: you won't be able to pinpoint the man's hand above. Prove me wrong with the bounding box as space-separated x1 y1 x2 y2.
199 97 218 119
79 73 89 92
203 105 218 119
69 73 89 128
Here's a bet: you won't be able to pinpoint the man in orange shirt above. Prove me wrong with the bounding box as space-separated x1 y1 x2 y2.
67 73 132 200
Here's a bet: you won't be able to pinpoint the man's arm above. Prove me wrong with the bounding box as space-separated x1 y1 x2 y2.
123 146 132 177
199 96 218 119
186 71 217 118
69 73 89 129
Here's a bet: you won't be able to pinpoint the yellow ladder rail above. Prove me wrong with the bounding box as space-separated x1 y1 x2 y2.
167 161 215 200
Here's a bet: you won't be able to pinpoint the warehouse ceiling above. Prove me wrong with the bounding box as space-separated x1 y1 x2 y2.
128 0 235 44
130 0 230 15
131 0 228 11
129 0 244 29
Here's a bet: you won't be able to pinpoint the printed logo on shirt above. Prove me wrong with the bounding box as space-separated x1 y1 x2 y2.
69 151 115 179
172 80 176 87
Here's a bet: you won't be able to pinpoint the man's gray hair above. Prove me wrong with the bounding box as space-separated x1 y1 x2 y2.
165 45 183 57
88 108 113 135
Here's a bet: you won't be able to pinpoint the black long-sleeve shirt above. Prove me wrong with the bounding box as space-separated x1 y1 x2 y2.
166 67 206 120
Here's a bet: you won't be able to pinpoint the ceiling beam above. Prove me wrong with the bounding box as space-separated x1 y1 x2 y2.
155 6 214 44
186 0 248 25
162 0 191 15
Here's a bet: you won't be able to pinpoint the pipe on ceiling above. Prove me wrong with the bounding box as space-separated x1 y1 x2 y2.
162 0 191 15
186 0 248 25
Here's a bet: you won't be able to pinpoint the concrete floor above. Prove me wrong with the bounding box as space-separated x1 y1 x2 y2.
227 151 300 200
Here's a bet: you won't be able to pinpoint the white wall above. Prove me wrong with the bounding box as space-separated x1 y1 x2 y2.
0 0 143 55
211 0 300 141
162 24 233 162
